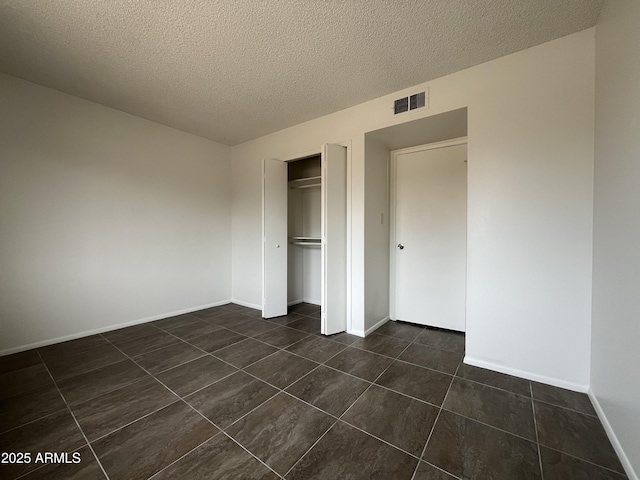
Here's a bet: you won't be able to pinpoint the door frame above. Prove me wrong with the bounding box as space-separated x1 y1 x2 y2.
389 136 468 322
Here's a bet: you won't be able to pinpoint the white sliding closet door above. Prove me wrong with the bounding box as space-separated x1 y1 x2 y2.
321 144 347 334
262 159 288 318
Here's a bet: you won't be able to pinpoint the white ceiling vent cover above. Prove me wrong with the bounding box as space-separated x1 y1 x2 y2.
394 89 428 115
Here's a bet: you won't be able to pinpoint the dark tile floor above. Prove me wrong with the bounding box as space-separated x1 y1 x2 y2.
0 303 627 480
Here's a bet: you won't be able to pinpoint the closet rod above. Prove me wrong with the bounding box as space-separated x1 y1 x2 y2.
289 183 320 190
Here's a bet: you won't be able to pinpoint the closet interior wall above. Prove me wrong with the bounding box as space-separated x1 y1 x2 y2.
287 155 322 306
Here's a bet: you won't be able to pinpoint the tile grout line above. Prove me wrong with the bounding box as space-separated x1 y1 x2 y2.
281 336 419 478
532 381 545 480
536 445 629 477
34 350 111 480
101 335 283 479
286 326 452 477
411 360 462 480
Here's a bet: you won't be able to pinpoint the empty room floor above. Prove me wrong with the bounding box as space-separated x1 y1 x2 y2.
0 303 626 479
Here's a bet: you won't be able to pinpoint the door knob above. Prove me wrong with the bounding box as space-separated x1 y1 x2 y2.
397 243 404 250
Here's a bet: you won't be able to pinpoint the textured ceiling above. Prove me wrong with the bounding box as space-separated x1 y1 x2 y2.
0 1 603 145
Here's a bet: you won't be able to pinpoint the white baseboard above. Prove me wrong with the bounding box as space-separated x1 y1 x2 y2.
0 299 232 356
365 316 390 336
588 388 638 480
230 298 262 310
346 328 365 338
463 356 589 393
288 299 304 306
302 298 321 306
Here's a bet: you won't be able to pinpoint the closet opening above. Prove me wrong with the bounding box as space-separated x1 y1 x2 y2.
287 154 322 313
262 144 347 334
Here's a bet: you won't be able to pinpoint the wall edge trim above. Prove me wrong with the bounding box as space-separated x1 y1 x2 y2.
364 316 390 336
0 299 232 356
587 387 639 480
230 298 263 310
463 356 589 392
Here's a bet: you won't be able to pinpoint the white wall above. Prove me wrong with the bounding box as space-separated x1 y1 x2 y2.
363 136 390 333
591 1 640 478
0 74 232 354
231 28 595 389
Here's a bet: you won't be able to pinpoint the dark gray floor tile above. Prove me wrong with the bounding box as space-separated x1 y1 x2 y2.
286 365 369 416
443 377 536 440
286 420 418 480
185 371 277 428
0 384 66 433
399 343 462 374
415 328 465 354
253 326 310 348
413 462 458 479
285 335 347 363
224 303 262 317
245 351 318 389
190 306 234 321
285 316 321 334
151 313 201 331
0 410 85 479
374 321 424 342
0 363 54 399
325 348 393 382
289 303 320 316
206 312 255 328
101 323 159 343
532 382 596 416
375 360 452 406
265 313 305 325
540 447 627 480
227 393 334 475
305 311 321 320
213 338 278 368
20 446 106 479
39 335 110 358
72 376 177 441
424 410 541 480
352 333 411 358
320 331 361 345
188 328 247 353
109 330 181 357
342 385 438 456
0 350 42 375
535 401 624 473
41 344 128 381
225 318 280 336
155 355 237 397
457 363 531 396
163 320 222 340
153 433 278 480
133 341 204 374
92 401 218 480
56 359 147 405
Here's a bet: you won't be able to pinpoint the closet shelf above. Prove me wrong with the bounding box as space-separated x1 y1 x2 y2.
289 236 321 246
289 176 321 189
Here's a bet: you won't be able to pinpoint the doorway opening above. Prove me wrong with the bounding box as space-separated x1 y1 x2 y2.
363 107 468 335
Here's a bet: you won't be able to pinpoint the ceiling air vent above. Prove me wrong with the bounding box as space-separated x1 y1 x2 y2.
394 90 427 114
394 97 409 114
410 92 426 110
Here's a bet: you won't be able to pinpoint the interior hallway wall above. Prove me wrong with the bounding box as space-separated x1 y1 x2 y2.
591 1 640 477
231 29 595 389
363 136 390 333
0 74 232 353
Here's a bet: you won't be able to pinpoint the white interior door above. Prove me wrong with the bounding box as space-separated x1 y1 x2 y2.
392 140 467 331
262 158 288 318
321 144 347 334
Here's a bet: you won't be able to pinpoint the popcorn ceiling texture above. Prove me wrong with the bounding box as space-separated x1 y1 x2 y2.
0 0 602 145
